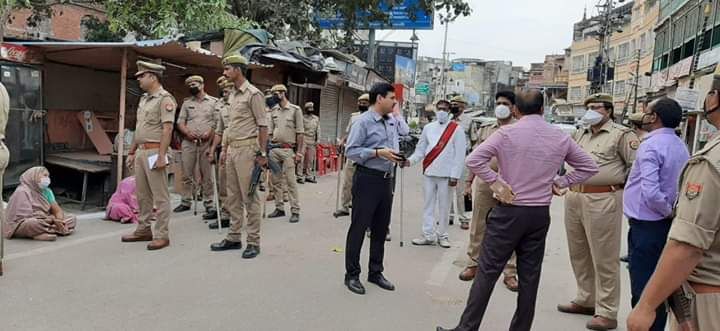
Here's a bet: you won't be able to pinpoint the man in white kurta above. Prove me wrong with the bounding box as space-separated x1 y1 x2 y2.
406 101 467 248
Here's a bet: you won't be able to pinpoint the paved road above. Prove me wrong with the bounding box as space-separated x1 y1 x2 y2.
0 167 635 331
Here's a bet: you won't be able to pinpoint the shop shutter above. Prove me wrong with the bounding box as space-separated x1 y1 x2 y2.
319 84 340 143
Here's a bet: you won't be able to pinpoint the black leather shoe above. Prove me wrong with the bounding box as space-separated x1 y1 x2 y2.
368 274 395 291
305 177 317 183
242 245 260 259
268 209 286 218
173 204 190 213
297 178 305 184
208 219 230 229
259 185 265 192
210 239 242 251
289 213 300 223
436 327 454 331
202 210 218 220
344 278 366 295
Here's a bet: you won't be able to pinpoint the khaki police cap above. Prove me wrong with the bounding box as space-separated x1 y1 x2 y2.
584 93 613 106
304 102 314 109
185 75 204 86
222 54 249 66
135 60 165 77
271 84 288 93
358 93 370 102
220 81 234 89
628 112 645 123
450 95 467 104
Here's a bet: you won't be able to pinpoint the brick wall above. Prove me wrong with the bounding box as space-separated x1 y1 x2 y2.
5 4 105 41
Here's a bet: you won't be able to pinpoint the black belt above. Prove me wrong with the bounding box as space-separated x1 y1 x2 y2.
356 164 394 179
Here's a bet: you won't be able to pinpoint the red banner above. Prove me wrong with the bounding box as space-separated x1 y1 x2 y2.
1 43 30 63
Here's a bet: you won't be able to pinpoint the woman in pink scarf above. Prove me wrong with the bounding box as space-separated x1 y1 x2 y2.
3 167 76 241
106 176 139 223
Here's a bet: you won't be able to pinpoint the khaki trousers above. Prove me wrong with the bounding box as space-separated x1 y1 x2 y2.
670 291 720 331
296 144 316 177
564 190 623 320
134 148 171 240
225 144 262 245
270 148 300 213
180 139 213 208
340 159 355 210
466 179 517 277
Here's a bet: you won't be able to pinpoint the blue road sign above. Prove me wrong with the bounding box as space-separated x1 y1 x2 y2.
316 0 434 30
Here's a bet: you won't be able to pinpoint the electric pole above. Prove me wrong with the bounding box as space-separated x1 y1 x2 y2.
589 0 626 94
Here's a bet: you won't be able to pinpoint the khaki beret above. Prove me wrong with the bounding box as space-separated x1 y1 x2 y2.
216 76 227 85
358 93 370 102
436 99 451 107
220 81 234 89
185 75 203 86
450 95 467 104
584 93 613 106
222 54 248 66
271 84 288 93
135 60 165 77
304 102 314 108
628 112 645 123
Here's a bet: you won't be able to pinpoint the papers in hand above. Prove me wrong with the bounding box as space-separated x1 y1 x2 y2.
148 154 169 169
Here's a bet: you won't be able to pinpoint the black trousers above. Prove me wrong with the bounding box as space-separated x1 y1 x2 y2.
344 170 394 279
628 218 672 331
455 204 551 331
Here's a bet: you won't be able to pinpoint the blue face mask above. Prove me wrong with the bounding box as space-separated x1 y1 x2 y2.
436 111 449 124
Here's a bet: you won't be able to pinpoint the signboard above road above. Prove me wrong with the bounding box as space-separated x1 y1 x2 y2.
415 82 430 95
316 0 434 30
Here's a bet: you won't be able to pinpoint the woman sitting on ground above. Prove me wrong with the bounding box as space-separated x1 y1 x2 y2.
106 176 139 224
2 166 76 241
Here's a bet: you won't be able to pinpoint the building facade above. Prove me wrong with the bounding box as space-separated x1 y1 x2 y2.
567 0 657 115
5 3 105 41
652 0 720 152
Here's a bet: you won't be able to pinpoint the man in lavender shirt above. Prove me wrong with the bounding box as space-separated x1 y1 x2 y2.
623 97 689 331
437 90 599 331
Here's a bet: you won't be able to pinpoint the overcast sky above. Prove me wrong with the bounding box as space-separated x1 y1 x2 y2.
376 0 595 69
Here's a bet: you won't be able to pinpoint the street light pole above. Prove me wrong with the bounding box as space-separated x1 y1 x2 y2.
440 18 450 99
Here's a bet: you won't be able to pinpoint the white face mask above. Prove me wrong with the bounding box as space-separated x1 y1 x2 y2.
494 105 512 120
39 177 51 188
582 109 605 126
436 111 450 124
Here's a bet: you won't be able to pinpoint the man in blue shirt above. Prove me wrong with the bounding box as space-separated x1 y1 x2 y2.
623 97 689 331
344 83 407 295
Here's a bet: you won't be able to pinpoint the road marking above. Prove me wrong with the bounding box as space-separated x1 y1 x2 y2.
425 246 461 287
5 228 128 261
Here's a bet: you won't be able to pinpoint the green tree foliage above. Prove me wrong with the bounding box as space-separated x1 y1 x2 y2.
102 0 251 40
99 0 471 45
81 15 123 42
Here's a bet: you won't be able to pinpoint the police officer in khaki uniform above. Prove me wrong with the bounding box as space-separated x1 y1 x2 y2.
0 82 11 275
175 75 218 217
210 55 268 259
448 95 471 227
458 91 518 290
266 84 304 223
296 101 320 184
121 61 177 250
207 76 234 229
628 84 720 331
558 93 639 330
333 93 369 217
